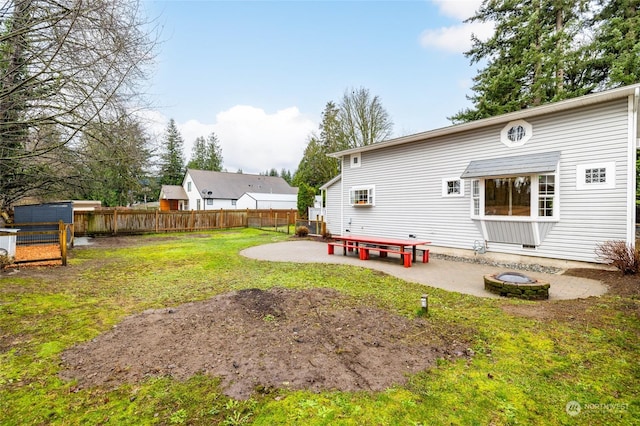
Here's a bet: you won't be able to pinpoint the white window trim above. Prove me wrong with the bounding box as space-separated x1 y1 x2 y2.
470 173 559 221
576 162 615 190
442 177 464 197
350 153 361 168
349 185 375 206
500 119 533 147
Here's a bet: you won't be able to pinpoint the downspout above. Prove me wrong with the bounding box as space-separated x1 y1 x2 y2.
627 87 639 248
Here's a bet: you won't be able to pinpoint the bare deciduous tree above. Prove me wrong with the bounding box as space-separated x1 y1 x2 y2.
338 87 393 148
0 0 158 209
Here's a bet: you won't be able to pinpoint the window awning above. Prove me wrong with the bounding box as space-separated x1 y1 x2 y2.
460 151 561 179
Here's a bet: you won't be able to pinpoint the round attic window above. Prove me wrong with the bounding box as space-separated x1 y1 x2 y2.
500 119 532 147
507 125 526 142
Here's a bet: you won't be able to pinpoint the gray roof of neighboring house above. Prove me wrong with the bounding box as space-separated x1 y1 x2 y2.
160 185 188 200
239 192 298 201
460 151 561 179
187 169 297 199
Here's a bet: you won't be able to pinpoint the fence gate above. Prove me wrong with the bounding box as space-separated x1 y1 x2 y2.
7 220 71 266
247 212 291 233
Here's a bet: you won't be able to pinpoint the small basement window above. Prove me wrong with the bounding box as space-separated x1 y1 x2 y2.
350 185 374 206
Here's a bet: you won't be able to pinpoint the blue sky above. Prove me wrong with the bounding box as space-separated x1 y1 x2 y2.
141 0 490 174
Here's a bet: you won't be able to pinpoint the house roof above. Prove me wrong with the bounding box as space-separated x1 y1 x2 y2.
328 84 640 158
186 169 297 199
160 185 188 200
461 151 561 179
239 192 298 202
320 174 341 190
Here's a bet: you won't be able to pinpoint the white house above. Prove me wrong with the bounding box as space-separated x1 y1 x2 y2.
322 84 640 263
181 169 297 210
236 192 298 210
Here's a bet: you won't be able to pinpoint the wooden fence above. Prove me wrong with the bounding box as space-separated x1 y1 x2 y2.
73 209 299 236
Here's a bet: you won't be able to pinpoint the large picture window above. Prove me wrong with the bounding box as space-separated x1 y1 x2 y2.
471 174 556 219
484 176 531 216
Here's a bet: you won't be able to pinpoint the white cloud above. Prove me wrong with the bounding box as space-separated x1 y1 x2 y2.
213 105 315 174
178 105 316 175
431 0 483 20
421 0 493 54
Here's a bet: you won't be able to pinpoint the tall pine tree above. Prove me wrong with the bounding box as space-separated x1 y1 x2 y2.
451 0 591 123
592 0 640 86
159 119 185 185
187 132 223 171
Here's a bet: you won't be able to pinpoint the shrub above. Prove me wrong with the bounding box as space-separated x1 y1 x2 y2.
0 249 12 270
321 230 332 240
295 226 309 237
595 240 639 275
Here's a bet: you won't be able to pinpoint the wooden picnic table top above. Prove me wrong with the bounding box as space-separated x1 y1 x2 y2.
332 234 430 247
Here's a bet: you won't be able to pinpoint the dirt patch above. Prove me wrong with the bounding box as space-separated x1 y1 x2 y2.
60 287 473 399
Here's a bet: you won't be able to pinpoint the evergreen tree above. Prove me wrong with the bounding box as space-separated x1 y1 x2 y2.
188 136 207 169
451 0 640 123
187 132 223 171
293 102 346 189
159 119 185 185
592 0 640 86
451 0 591 123
280 168 293 184
76 112 152 207
296 182 316 219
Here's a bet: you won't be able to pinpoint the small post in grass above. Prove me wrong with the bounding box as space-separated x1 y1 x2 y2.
420 294 428 316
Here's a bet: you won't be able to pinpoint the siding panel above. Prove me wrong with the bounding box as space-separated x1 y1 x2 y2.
327 98 635 262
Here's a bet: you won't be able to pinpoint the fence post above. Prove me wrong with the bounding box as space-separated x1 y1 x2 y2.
155 210 159 233
113 209 118 235
286 212 290 234
59 220 67 266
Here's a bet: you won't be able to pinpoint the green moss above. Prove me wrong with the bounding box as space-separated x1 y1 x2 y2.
0 228 638 425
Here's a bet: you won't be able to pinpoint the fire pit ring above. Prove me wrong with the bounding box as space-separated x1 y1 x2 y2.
483 272 550 300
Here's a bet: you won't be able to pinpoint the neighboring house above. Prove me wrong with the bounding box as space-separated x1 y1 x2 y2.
159 185 188 211
236 192 298 210
182 169 297 210
322 84 640 264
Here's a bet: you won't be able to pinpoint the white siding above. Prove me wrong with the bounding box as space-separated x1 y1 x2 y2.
324 178 343 235
328 98 634 263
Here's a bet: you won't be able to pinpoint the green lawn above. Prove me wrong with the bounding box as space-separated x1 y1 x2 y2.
0 228 638 425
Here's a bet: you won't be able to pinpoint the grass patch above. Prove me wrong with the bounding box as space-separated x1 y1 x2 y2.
1 228 638 425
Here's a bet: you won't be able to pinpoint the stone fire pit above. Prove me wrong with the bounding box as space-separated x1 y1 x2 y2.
483 272 550 300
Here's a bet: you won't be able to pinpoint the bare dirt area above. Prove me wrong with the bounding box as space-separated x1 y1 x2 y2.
60 287 473 399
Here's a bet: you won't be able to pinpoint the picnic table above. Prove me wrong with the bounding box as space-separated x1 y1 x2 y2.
327 234 431 268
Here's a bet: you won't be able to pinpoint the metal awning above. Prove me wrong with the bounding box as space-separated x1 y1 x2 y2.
460 151 561 179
